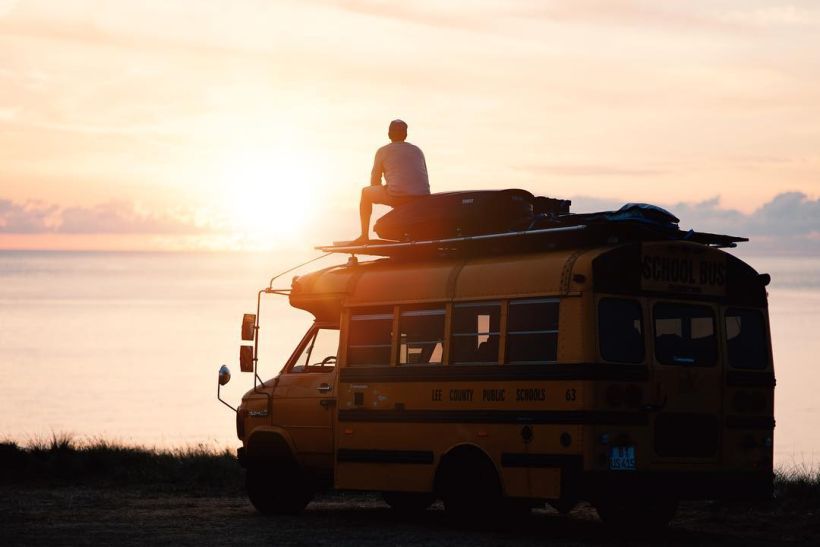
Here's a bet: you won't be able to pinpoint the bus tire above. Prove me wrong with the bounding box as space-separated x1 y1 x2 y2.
382 491 435 513
594 497 678 531
436 447 502 524
245 461 312 515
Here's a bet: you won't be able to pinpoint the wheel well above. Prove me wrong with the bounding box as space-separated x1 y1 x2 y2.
434 444 502 497
246 430 297 467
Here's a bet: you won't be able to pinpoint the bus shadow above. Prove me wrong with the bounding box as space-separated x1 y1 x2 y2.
254 500 754 546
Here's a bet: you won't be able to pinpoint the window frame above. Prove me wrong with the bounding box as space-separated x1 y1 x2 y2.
397 306 446 366
450 300 503 365
652 301 718 367
283 323 340 374
504 297 560 365
597 296 646 364
346 307 395 367
724 306 770 370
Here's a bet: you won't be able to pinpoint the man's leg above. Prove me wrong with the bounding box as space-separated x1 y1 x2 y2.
357 185 391 242
359 186 374 240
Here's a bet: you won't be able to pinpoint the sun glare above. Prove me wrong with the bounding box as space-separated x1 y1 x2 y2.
218 146 325 248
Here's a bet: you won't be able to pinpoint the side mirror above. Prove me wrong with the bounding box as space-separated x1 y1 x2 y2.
218 364 231 386
240 345 254 373
241 314 256 341
216 364 236 412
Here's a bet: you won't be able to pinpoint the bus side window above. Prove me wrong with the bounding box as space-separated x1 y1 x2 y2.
598 298 644 363
726 308 767 370
451 302 501 364
654 303 716 366
506 298 559 364
347 308 393 366
399 307 445 365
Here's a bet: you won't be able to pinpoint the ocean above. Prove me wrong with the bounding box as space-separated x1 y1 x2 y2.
0 250 817 466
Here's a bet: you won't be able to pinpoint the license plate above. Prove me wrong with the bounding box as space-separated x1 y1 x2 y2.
609 445 636 471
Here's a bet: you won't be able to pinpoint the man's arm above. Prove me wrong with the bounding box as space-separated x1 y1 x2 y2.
370 148 383 186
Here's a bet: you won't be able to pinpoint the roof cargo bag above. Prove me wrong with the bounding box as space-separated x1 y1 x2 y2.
374 189 534 241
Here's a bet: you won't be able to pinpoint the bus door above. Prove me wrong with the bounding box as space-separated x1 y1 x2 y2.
272 324 340 470
649 300 723 463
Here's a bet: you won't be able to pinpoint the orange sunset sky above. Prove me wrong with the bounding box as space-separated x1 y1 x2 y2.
1 1 819 251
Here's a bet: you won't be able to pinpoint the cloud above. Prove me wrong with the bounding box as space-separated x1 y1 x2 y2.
3 192 819 254
640 192 820 240
524 163 665 177
0 199 57 233
314 0 767 35
309 0 497 32
717 5 820 29
0 198 208 234
571 191 820 254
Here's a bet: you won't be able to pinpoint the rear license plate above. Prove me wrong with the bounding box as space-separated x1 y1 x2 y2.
609 446 636 471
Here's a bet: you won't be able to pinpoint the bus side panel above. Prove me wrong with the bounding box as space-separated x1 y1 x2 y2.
335 422 577 498
334 378 586 499
557 296 596 363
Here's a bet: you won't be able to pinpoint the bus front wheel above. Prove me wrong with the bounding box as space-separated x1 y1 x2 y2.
245 462 313 515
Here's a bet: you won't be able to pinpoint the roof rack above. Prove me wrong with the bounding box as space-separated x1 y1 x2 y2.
317 225 586 256
317 222 746 259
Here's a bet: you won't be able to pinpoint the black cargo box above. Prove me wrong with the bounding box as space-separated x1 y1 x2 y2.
374 189 535 241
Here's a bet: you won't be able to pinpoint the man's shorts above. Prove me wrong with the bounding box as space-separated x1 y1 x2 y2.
363 185 424 207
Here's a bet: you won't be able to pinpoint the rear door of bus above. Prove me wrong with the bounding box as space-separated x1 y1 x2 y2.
649 299 723 464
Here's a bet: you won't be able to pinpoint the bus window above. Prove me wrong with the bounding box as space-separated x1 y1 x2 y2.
506 298 559 364
598 298 644 364
399 307 445 365
347 308 393 366
654 303 716 366
451 302 501 364
291 327 340 372
726 308 768 370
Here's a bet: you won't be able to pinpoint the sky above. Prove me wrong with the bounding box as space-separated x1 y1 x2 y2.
0 0 819 251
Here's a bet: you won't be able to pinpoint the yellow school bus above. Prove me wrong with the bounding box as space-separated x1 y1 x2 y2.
218 235 774 527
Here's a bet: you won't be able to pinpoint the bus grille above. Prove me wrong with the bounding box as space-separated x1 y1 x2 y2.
654 413 719 457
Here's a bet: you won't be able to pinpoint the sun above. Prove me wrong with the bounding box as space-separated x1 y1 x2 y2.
218 146 325 247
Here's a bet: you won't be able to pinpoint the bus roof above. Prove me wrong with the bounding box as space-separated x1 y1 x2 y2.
290 241 767 321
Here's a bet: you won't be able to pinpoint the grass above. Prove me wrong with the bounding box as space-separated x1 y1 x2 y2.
3 433 820 507
0 433 243 495
773 464 820 505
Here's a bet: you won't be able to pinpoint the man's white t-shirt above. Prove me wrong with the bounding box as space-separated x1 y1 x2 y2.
371 141 430 197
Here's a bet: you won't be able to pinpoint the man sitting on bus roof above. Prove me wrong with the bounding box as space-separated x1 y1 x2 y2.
348 119 430 245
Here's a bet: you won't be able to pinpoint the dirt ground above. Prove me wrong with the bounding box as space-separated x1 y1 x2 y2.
1 487 816 546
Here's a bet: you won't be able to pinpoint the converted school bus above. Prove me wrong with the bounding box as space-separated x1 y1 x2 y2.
222 237 775 527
